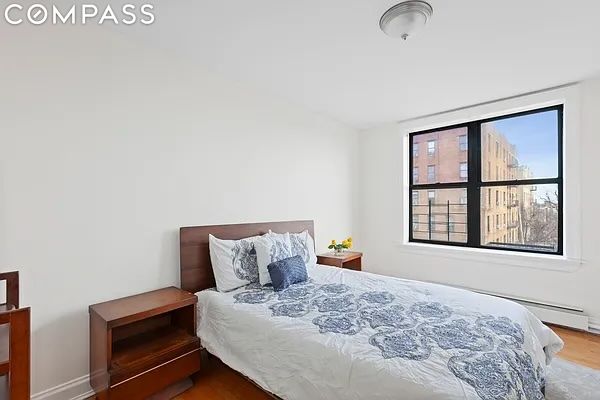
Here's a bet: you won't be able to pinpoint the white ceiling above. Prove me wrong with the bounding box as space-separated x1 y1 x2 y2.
122 0 600 128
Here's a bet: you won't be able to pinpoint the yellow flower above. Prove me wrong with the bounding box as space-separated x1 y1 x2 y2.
331 239 337 245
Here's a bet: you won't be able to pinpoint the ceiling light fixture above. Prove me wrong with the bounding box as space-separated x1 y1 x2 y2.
380 1 433 40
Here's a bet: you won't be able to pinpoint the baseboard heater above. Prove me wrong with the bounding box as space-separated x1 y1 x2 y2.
491 293 588 331
432 282 590 331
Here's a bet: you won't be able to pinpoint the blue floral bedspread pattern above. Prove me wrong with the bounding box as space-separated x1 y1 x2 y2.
233 280 544 400
231 239 259 282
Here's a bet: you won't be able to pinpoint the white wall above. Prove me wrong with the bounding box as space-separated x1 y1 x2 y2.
358 78 600 329
0 25 358 396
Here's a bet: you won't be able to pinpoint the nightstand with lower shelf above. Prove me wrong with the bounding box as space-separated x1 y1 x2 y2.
89 287 201 400
317 251 362 271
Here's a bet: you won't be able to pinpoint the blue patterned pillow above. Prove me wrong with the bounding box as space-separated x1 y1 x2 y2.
267 255 308 291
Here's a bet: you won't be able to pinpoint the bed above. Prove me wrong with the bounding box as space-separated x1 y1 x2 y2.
179 220 564 400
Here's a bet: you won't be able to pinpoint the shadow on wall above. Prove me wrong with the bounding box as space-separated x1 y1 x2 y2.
32 309 92 397
0 161 7 266
158 229 181 287
30 228 182 397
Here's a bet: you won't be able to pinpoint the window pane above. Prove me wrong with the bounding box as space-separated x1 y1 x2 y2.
480 184 558 252
459 162 468 179
412 167 419 183
459 135 468 151
428 140 436 155
412 188 468 243
481 110 559 181
412 127 468 184
427 165 436 182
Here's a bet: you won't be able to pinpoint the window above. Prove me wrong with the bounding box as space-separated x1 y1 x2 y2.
413 167 419 183
427 165 436 182
459 135 468 151
409 105 563 254
427 140 436 156
412 191 419 205
413 143 419 157
459 162 468 179
428 190 435 202
413 221 420 232
460 189 467 205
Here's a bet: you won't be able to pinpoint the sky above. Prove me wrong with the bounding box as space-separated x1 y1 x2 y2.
490 110 559 179
490 110 559 203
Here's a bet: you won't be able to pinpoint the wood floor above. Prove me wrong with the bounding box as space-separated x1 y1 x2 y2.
550 325 600 370
173 358 272 400
172 325 600 400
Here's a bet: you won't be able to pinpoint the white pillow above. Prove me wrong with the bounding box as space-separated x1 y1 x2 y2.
270 230 317 268
255 232 293 286
208 234 260 292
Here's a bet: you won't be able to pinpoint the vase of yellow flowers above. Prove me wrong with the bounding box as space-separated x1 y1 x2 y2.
328 237 352 256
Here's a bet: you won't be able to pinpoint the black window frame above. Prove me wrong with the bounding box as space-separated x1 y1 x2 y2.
408 104 563 256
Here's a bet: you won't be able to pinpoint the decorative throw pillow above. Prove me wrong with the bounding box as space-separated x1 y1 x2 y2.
270 230 317 267
255 233 293 286
268 255 308 291
208 234 260 292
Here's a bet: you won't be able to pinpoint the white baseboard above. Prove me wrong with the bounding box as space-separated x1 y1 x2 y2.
31 374 93 400
523 303 589 331
589 317 600 333
427 280 592 331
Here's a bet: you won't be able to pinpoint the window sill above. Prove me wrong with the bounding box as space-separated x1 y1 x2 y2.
395 241 583 272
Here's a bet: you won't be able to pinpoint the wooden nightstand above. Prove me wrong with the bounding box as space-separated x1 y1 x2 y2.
317 251 362 271
89 287 201 400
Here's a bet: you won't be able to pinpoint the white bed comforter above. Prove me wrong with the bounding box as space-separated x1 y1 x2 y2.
196 264 563 400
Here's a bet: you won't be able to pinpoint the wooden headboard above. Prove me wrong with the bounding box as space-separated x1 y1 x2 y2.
179 220 315 293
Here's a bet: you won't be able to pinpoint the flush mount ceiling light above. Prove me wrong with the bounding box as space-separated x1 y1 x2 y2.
380 1 433 40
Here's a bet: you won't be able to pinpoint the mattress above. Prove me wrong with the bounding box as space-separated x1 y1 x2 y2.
196 264 563 400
